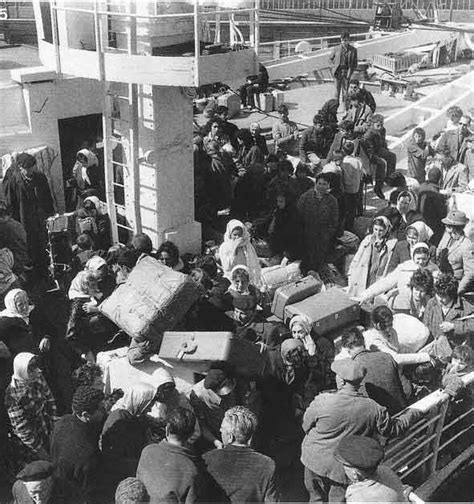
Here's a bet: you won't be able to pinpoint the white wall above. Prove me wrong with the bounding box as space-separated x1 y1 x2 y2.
0 74 104 213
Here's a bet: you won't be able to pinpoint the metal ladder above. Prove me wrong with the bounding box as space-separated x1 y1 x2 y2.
99 0 141 244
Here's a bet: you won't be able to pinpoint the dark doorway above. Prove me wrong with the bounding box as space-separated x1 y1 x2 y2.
58 113 103 211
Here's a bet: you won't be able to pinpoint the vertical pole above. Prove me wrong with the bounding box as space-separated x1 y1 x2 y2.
127 0 141 233
449 0 454 21
94 0 105 81
215 6 221 44
255 0 260 57
194 0 200 88
50 0 61 76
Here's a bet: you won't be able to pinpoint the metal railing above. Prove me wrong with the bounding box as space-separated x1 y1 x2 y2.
261 0 474 10
384 371 474 495
259 31 389 63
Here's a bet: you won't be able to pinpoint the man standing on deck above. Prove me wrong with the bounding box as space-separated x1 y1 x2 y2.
329 32 358 106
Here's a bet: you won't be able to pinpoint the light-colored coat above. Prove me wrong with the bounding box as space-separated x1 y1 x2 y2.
348 235 397 297
436 231 474 293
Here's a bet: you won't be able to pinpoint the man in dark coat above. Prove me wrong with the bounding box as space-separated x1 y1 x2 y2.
348 79 376 112
341 327 408 414
329 32 358 105
137 407 210 503
2 153 54 273
299 113 327 171
417 166 447 246
437 114 471 162
51 386 106 503
301 359 421 503
240 63 269 110
204 406 279 503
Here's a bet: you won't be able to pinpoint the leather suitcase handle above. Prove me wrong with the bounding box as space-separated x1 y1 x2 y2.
176 338 198 360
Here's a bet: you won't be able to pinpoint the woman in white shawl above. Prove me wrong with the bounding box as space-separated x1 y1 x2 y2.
5 352 57 463
218 219 262 287
67 148 102 210
101 381 157 477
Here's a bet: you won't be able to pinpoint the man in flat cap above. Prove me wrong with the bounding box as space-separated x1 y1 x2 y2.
335 435 408 502
301 359 420 502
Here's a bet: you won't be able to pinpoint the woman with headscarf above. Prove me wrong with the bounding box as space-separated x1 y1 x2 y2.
5 353 57 465
188 365 238 450
66 270 103 363
394 190 421 239
67 149 102 210
218 219 262 287
76 195 111 251
387 220 434 273
354 242 440 313
101 381 157 478
348 216 397 297
147 368 201 445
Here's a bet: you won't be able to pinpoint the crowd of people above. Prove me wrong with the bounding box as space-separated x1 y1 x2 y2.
0 60 473 504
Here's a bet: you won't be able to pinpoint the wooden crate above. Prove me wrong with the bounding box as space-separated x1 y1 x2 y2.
372 52 425 73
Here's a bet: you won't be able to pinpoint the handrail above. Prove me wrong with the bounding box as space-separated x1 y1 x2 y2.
384 371 474 491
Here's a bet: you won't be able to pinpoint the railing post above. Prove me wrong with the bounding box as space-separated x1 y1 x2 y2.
50 0 61 76
254 0 260 57
421 400 449 480
194 0 200 88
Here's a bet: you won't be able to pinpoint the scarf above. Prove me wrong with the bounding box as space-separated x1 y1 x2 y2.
68 271 101 301
76 149 98 187
407 221 433 244
192 379 221 410
0 288 33 324
111 382 157 417
10 352 36 387
289 315 312 337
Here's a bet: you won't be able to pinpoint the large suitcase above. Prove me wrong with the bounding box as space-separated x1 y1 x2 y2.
271 275 323 320
158 331 265 378
261 262 302 299
271 89 285 111
284 287 360 336
217 92 241 118
99 256 201 346
260 92 274 112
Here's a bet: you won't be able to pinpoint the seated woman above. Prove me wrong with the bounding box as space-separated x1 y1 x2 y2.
387 220 434 273
348 216 397 297
101 382 156 479
218 219 262 288
354 242 439 313
5 353 57 466
363 306 432 366
66 270 104 363
227 265 260 304
188 364 238 451
76 196 111 252
155 241 187 273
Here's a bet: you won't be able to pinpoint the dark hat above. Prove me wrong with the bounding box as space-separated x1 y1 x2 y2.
17 461 53 482
232 292 258 311
335 435 384 470
331 359 366 384
441 210 469 227
204 368 231 394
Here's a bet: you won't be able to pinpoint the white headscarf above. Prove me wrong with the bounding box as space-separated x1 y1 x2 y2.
86 255 107 273
84 195 105 216
218 219 262 287
407 221 433 244
0 289 33 323
11 352 36 386
77 149 98 186
68 271 97 300
111 382 157 417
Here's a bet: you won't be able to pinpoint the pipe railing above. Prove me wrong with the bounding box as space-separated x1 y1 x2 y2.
384 371 474 489
261 0 474 9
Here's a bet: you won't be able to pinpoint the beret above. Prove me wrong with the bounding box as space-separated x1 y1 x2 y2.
17 461 53 482
331 359 366 384
335 435 384 470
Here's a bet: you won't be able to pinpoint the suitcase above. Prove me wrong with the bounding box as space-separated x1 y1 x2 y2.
271 89 285 111
158 331 265 378
336 231 360 254
217 92 241 118
284 287 360 336
271 275 323 320
99 256 201 346
260 92 273 112
261 262 302 299
46 213 76 235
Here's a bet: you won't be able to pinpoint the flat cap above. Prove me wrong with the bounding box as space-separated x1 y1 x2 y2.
335 435 384 470
331 359 366 384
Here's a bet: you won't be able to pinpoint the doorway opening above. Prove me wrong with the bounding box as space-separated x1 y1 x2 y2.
58 113 103 212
